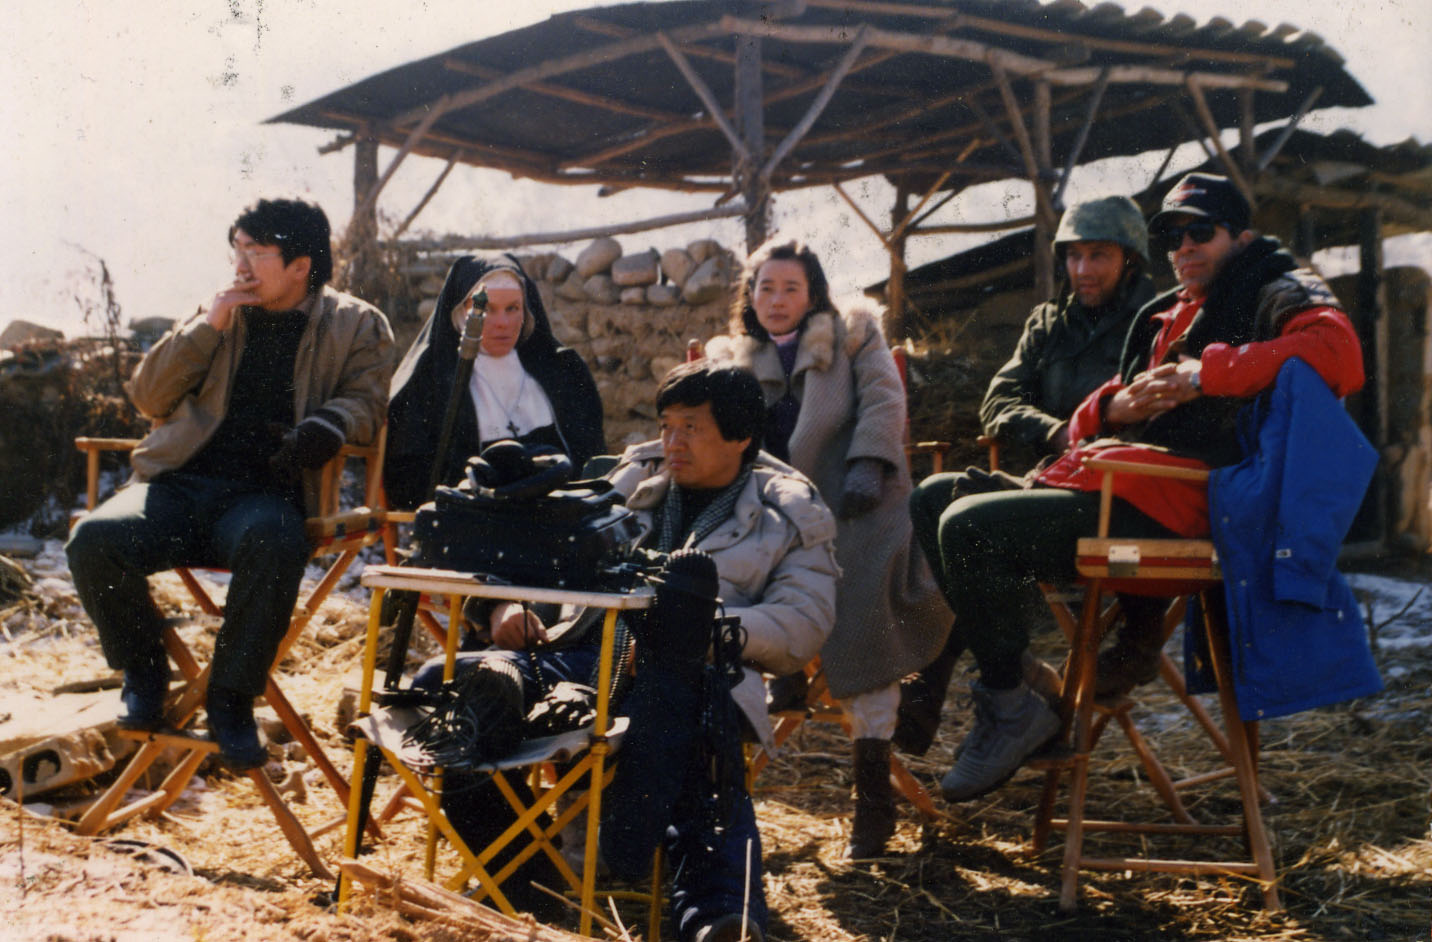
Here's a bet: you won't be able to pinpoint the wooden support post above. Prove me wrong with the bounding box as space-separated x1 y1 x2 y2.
887 182 911 341
1185 78 1256 209
760 29 868 181
735 34 768 251
1358 208 1390 543
1238 88 1257 177
352 136 379 246
1257 86 1324 171
1053 68 1110 210
393 152 463 240
1033 78 1055 300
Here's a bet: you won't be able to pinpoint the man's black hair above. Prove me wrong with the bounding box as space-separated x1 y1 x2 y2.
730 239 835 341
229 198 333 293
656 361 765 464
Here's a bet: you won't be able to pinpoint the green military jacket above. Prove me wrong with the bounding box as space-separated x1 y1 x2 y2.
979 275 1156 457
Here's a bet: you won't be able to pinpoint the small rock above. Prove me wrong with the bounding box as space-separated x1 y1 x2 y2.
682 257 728 305
575 237 622 278
583 274 620 304
661 248 697 288
547 255 574 282
555 270 588 302
612 249 659 286
646 283 680 306
620 286 647 304
687 239 721 265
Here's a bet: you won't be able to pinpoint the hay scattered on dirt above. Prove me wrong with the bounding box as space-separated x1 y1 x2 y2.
2 542 1429 941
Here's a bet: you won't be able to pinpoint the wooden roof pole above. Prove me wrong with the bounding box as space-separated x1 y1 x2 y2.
1238 88 1258 177
1052 68 1111 210
990 62 1058 236
759 28 870 181
1256 86 1324 171
392 151 464 240
1357 207 1390 544
1184 78 1257 208
658 30 753 165
346 106 443 243
887 182 911 340
1033 78 1055 300
402 203 748 252
735 33 768 251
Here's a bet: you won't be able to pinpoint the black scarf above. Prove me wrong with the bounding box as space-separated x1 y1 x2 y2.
656 466 753 553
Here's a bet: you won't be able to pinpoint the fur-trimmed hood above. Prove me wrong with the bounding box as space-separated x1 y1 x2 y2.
704 306 883 375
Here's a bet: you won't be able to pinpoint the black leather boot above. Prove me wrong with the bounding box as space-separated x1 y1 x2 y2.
845 738 896 859
601 549 718 881
205 685 268 771
892 623 964 756
117 653 170 732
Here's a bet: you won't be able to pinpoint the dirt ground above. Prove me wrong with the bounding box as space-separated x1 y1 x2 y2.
1 542 1429 942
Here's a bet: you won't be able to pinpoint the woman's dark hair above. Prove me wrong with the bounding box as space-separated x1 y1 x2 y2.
229 198 333 293
729 239 834 340
656 361 765 464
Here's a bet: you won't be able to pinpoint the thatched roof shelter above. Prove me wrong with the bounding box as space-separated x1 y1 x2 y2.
270 0 1370 335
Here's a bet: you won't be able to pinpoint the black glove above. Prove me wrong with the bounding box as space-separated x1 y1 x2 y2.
524 681 598 737
838 457 886 518
269 409 345 482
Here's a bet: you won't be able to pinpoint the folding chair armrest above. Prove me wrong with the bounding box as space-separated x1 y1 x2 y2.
384 510 416 525
305 507 384 543
74 437 141 512
1083 456 1210 538
975 433 1000 471
1083 457 1210 483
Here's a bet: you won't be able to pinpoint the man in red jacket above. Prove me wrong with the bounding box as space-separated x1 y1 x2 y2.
916 173 1364 803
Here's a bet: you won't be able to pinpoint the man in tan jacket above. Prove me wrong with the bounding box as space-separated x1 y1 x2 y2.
66 198 393 769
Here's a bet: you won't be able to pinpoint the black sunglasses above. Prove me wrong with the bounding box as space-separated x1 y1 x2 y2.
1155 220 1222 253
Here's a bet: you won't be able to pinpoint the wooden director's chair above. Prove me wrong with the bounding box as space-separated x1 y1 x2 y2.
972 430 1262 827
70 431 391 879
340 565 654 938
1031 457 1281 912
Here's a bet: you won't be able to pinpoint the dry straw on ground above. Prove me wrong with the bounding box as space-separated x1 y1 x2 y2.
1 544 1428 941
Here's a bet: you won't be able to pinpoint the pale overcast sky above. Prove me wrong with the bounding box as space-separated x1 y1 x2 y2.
2 0 1428 336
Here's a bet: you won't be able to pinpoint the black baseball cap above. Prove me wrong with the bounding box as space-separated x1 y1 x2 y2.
1149 172 1250 236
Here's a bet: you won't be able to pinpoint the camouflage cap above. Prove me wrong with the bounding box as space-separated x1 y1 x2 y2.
1053 195 1149 264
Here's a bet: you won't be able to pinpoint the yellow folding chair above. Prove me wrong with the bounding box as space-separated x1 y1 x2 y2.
70 430 391 879
340 564 653 937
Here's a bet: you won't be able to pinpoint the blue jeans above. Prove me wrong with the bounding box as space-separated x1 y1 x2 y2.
65 472 310 696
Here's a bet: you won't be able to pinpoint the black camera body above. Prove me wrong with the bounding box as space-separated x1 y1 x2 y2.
411 443 644 590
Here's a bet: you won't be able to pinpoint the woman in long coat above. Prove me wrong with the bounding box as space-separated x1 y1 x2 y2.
383 254 605 510
705 240 951 857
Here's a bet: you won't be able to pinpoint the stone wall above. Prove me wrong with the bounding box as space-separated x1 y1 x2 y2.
403 236 742 449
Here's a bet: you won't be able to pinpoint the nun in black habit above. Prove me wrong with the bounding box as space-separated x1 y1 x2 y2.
383 254 606 510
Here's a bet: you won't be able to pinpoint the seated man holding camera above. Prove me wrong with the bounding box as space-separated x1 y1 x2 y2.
415 360 838 942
